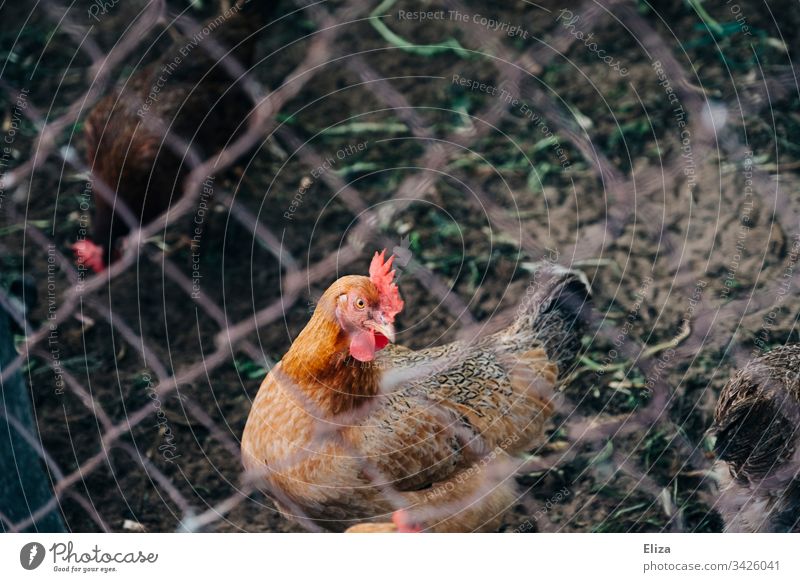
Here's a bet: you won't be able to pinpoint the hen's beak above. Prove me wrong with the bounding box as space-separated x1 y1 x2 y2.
368 317 396 343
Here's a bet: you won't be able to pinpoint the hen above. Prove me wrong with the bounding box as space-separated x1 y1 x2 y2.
241 251 591 532
712 345 800 532
73 0 274 271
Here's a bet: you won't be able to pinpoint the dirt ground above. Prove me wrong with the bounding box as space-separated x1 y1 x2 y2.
2 0 799 532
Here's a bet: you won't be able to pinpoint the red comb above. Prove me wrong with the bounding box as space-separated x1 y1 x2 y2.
369 249 404 322
72 240 106 273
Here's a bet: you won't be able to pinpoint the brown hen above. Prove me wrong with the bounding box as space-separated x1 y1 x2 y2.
242 252 591 532
75 0 276 271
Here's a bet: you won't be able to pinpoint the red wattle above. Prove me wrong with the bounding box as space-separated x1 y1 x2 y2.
374 333 389 350
349 330 376 362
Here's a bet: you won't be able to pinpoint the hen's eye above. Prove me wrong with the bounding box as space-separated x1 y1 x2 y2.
354 298 366 310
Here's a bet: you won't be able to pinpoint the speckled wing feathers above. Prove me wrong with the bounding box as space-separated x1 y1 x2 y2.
349 336 558 492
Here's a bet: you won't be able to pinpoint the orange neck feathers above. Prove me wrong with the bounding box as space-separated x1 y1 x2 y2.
280 277 383 415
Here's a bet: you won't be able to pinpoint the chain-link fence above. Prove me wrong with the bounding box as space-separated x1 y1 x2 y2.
1 0 799 533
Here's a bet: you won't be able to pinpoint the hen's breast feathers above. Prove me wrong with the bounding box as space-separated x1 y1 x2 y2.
243 335 559 495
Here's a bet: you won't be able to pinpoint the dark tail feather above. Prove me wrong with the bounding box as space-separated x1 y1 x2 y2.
510 265 592 377
712 347 800 531
713 398 796 481
713 350 800 482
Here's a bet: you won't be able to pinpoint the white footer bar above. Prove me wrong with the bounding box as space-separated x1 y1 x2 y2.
1 533 796 581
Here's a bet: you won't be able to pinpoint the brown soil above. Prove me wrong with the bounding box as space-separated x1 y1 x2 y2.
2 0 799 533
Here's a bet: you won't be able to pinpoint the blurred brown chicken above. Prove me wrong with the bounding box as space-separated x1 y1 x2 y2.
712 345 800 532
74 0 276 271
242 253 591 532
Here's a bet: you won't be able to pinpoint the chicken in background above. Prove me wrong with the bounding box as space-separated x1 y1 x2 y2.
242 251 591 532
712 345 800 532
73 0 277 272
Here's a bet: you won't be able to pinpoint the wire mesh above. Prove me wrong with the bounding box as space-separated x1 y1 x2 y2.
1 0 798 533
